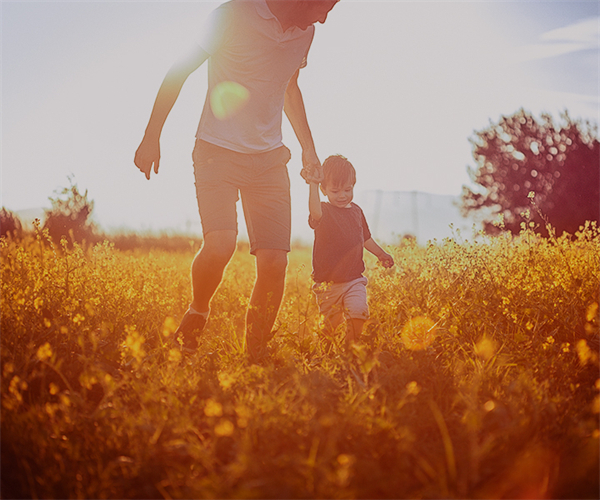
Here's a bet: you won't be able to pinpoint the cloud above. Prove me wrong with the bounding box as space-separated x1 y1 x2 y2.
541 17 599 46
514 16 599 63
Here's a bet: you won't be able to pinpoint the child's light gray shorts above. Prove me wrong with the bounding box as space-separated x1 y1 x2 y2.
313 276 369 322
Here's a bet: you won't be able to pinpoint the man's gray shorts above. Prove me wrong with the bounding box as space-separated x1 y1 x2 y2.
192 139 292 254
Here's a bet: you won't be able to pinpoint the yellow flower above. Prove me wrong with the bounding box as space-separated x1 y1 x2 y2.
123 326 146 363
401 317 437 350
36 342 53 362
72 313 85 325
576 339 594 365
586 302 598 323
162 316 177 337
214 419 235 437
474 337 496 361
406 381 420 395
168 348 182 364
218 371 236 391
204 399 223 417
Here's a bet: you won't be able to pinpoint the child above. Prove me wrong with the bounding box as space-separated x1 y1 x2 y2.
308 155 394 351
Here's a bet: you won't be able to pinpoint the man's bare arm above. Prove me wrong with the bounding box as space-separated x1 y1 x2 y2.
134 46 210 180
284 69 322 183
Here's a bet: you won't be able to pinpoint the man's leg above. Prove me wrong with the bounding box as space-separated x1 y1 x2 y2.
246 248 288 362
175 230 236 350
190 230 237 313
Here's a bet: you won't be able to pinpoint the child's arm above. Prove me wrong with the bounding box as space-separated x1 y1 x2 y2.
309 182 323 222
364 238 394 268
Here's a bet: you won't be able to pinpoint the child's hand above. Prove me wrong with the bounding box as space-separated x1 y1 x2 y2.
378 252 394 268
301 165 323 184
301 149 323 184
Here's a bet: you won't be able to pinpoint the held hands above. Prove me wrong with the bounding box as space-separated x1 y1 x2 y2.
134 138 161 180
300 148 323 184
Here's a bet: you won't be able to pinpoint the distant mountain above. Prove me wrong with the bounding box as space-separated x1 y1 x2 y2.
354 190 478 244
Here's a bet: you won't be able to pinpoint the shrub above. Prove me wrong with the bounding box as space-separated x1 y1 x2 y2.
0 207 22 239
43 178 99 246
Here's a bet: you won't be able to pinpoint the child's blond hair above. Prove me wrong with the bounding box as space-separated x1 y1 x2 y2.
321 155 356 188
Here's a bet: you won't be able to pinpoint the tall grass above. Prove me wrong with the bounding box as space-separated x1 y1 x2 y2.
1 222 598 498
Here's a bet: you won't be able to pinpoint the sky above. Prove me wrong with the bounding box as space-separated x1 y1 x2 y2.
2 0 598 240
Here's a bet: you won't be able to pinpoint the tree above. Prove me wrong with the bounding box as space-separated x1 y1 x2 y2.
460 109 599 236
43 177 99 245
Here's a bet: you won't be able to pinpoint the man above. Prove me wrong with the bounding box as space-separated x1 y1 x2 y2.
134 0 338 362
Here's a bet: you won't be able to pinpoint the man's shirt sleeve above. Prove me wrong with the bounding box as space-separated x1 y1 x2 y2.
198 3 231 55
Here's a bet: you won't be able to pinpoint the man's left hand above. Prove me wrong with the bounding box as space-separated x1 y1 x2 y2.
301 149 322 184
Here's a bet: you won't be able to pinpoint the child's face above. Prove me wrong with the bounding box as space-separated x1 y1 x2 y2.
321 182 354 208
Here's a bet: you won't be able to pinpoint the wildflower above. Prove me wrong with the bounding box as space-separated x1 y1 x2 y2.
235 405 251 428
576 339 593 365
474 337 496 360
214 419 235 437
336 454 355 487
586 302 598 323
2 362 14 378
401 316 437 350
72 313 85 325
123 326 145 364
168 348 182 364
162 316 177 337
204 399 223 417
37 342 53 362
406 381 420 396
8 376 27 402
79 371 98 390
218 371 236 391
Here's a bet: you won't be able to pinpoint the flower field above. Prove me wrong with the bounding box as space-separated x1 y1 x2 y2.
1 223 599 499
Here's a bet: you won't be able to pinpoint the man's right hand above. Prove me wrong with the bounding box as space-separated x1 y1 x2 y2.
134 138 160 180
133 46 209 181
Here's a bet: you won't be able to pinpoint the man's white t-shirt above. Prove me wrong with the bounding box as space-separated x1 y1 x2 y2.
196 0 315 153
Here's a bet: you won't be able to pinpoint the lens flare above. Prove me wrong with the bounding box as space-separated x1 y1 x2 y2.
210 81 249 120
401 316 437 350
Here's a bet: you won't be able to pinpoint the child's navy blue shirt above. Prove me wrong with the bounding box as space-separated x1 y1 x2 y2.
309 202 372 283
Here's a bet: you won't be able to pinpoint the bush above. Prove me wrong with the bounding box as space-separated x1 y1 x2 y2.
0 207 22 239
43 178 99 246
